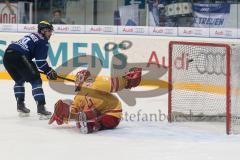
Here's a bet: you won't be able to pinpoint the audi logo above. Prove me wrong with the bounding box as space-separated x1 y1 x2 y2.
103 27 113 32
135 28 145 33
195 52 226 75
71 26 82 31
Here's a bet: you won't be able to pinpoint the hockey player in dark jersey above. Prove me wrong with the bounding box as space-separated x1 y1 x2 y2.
3 21 57 119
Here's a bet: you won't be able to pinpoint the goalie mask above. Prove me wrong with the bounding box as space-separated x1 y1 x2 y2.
75 70 91 91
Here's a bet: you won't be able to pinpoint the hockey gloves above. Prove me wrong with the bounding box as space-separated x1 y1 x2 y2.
124 67 142 89
46 68 58 80
48 99 71 125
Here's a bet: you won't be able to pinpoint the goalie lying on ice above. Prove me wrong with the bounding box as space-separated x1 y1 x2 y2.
48 67 142 134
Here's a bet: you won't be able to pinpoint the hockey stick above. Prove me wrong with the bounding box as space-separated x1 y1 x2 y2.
39 71 75 82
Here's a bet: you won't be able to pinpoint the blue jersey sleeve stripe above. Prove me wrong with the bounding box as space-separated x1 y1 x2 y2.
35 61 51 74
35 60 46 65
46 70 52 76
37 62 47 69
34 59 47 62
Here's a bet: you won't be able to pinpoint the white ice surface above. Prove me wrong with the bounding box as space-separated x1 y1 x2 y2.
0 80 239 160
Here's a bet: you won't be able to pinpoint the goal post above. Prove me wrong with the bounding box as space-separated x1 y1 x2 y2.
168 41 240 134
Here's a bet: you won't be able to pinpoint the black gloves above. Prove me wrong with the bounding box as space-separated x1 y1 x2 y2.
46 68 58 80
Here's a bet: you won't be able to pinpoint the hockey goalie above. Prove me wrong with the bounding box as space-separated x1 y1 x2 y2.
48 67 142 134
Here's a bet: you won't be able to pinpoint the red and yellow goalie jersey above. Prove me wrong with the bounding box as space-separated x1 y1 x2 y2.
71 75 126 119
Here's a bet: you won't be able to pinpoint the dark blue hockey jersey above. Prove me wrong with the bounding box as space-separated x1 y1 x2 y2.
8 33 51 74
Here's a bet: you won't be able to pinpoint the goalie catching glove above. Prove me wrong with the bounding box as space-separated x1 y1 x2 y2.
124 67 142 89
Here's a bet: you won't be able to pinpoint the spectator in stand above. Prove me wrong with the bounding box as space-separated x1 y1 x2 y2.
51 9 66 24
148 0 160 26
158 0 167 26
148 0 167 26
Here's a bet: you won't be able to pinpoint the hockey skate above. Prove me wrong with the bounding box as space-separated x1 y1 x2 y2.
78 111 88 134
17 102 30 117
37 104 52 120
77 110 101 134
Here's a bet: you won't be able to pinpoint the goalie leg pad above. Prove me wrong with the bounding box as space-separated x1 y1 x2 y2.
100 115 120 129
48 99 72 125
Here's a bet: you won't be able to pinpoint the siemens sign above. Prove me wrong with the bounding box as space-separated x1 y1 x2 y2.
0 40 127 69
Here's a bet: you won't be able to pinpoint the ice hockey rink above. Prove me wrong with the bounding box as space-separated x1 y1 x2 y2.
0 80 239 160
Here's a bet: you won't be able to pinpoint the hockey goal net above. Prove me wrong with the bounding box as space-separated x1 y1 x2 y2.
168 41 240 134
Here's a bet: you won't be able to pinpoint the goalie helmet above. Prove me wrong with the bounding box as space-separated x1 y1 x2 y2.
75 70 91 91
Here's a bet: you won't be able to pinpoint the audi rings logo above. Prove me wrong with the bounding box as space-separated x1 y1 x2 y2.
196 52 226 75
71 26 82 31
135 28 145 33
103 27 113 32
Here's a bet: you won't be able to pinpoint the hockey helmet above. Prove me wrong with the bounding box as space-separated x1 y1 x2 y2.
75 70 91 91
38 21 54 33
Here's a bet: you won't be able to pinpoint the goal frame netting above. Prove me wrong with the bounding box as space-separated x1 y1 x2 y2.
168 41 233 134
